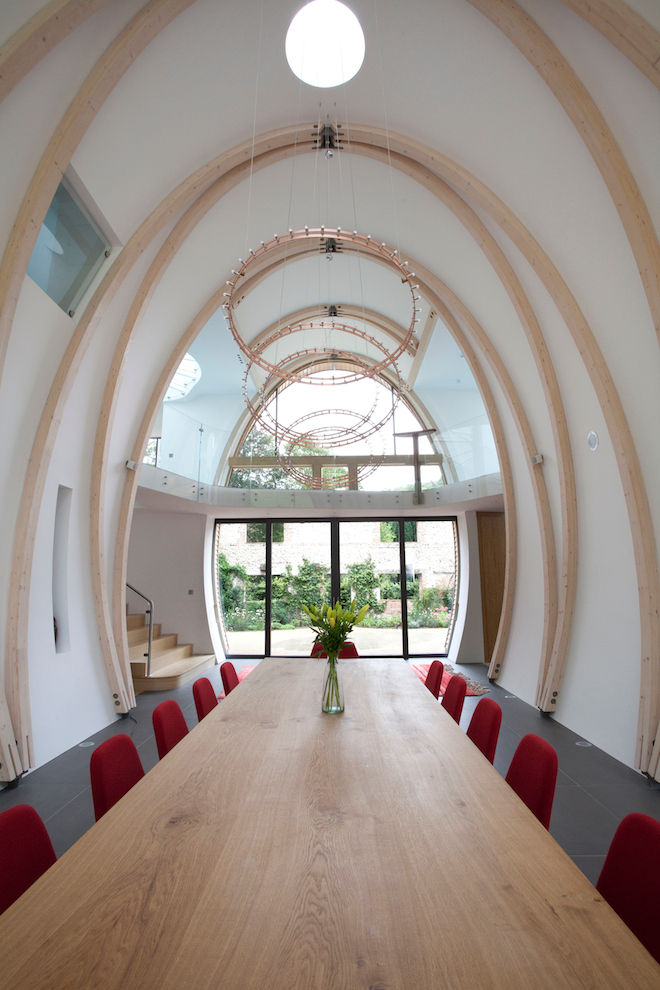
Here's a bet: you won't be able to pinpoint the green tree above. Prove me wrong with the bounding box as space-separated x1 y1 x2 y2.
291 558 330 614
246 521 284 542
342 558 383 613
271 565 294 626
379 520 417 542
229 427 333 490
218 553 247 611
228 428 298 489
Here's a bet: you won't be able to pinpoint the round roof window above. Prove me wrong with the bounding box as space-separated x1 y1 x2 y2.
285 0 365 88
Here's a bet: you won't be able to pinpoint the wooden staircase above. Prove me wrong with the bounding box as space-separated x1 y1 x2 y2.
127 613 216 693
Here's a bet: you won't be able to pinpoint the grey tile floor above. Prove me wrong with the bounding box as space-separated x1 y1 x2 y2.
1 658 658 886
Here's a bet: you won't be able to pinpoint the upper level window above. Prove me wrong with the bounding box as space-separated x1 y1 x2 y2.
27 178 110 316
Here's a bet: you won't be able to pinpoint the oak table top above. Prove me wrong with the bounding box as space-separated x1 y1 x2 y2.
0 657 658 989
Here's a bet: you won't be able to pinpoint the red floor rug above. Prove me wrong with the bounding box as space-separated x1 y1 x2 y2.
218 664 256 700
410 662 489 697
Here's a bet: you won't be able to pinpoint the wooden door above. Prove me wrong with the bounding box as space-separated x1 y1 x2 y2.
477 512 506 664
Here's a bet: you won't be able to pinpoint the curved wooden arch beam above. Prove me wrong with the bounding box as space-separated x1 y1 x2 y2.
0 0 114 104
92 147 303 685
98 135 569 716
558 0 660 89
217 165 578 696
117 262 521 683
467 0 660 346
7 107 657 770
408 269 551 682
0 0 198 383
352 142 575 703
3 133 309 766
0 692 22 782
345 124 660 771
111 127 657 761
111 283 233 668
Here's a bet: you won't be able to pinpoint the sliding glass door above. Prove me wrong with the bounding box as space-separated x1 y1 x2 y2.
214 517 457 659
270 522 331 656
338 520 403 656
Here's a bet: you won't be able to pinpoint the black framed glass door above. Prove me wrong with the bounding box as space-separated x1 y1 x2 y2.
214 516 457 658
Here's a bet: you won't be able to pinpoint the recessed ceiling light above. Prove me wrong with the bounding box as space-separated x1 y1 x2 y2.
285 0 365 88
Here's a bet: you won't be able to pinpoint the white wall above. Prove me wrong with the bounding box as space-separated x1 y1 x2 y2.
127 509 214 655
159 393 246 485
0 0 657 778
450 512 485 665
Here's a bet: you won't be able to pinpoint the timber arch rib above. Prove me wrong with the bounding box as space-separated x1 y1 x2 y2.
0 0 658 780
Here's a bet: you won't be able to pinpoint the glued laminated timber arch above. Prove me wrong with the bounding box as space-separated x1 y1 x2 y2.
0 0 657 778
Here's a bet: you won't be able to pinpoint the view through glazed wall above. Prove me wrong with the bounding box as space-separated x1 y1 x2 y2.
214 518 457 658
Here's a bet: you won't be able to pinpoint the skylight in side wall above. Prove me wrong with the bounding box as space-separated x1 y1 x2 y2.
165 353 202 400
27 177 111 316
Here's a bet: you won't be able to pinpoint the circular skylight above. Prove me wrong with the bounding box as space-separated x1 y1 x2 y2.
285 0 365 88
165 353 201 400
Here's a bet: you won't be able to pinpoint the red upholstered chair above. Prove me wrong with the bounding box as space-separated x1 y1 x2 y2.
505 733 558 829
424 660 444 700
152 699 189 759
441 674 467 723
310 640 359 659
466 698 502 764
0 804 56 915
90 733 145 821
596 812 660 964
220 660 240 696
193 676 219 722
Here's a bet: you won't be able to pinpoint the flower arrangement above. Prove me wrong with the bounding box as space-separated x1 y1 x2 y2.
302 600 369 713
302 600 369 657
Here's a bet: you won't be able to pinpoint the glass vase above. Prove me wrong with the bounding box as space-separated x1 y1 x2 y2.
321 652 344 714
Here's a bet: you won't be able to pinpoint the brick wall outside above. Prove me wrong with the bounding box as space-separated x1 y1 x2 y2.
218 520 456 593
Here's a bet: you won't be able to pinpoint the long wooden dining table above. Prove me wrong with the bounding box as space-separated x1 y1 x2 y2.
0 657 658 988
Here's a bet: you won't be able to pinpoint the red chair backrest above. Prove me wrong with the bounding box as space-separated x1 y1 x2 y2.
441 674 467 723
424 660 444 699
0 804 56 914
310 641 359 659
505 733 558 829
466 698 502 763
90 733 145 821
596 812 660 963
220 661 240 696
193 676 218 722
152 700 189 759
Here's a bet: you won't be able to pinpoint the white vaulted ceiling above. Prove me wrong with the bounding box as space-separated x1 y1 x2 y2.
0 0 659 777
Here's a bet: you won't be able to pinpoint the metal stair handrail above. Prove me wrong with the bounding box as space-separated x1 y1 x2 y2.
126 583 154 677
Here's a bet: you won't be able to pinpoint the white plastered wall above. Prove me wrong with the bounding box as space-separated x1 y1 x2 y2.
0 0 657 775
127 509 214 656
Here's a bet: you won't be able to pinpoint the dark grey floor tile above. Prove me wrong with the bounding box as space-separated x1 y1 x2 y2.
588 775 660 821
569 854 606 886
135 735 160 773
549 783 619 856
44 788 95 858
492 725 520 777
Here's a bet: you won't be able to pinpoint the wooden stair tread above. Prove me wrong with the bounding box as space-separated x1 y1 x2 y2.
127 623 162 646
133 654 216 693
128 633 178 660
126 613 147 630
126 610 214 692
130 643 193 675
